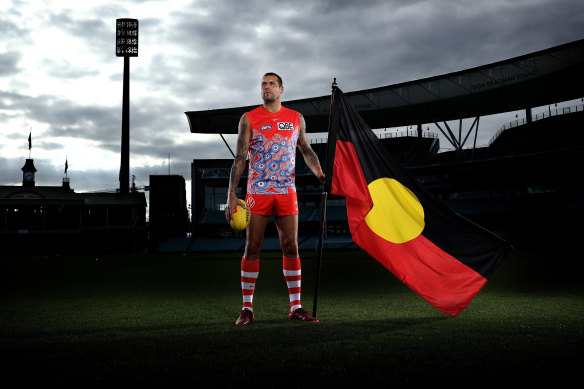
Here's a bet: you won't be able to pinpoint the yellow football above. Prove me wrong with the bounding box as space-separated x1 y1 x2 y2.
230 203 250 230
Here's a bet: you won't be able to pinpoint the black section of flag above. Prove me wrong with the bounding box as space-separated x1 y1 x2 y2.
328 87 510 279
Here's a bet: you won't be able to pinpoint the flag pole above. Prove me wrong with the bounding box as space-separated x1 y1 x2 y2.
28 128 32 159
312 79 339 318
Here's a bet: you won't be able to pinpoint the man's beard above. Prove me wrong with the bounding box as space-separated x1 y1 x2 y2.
262 92 276 102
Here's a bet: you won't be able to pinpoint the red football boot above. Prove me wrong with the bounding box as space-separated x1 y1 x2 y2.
235 309 254 326
288 307 319 322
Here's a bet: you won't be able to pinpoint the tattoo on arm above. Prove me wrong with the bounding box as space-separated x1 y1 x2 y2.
229 156 245 191
300 147 321 173
228 116 250 194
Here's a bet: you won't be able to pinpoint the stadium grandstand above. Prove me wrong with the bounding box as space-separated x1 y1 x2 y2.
185 39 583 254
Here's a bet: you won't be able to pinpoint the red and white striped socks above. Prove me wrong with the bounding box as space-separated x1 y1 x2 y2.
283 256 302 313
240 257 259 312
239 256 303 314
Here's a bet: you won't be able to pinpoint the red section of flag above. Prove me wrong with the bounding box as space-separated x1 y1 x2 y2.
331 139 489 316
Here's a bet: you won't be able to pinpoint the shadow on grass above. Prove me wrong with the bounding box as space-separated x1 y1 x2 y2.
2 253 582 387
4 312 578 387
0 315 458 386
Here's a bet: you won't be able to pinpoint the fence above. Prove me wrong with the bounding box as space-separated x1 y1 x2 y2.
310 129 438 144
488 103 584 146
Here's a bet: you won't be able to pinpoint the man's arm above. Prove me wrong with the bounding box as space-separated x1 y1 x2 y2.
296 113 325 184
225 113 250 222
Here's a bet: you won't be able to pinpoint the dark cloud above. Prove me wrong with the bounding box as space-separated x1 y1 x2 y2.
0 12 29 37
0 52 20 76
36 140 66 152
0 91 28 109
0 157 28 186
30 97 120 143
2 0 583 197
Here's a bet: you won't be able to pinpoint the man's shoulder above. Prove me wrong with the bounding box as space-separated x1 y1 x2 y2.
280 106 301 120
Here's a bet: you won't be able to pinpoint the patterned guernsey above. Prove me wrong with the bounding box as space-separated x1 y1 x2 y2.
246 105 300 195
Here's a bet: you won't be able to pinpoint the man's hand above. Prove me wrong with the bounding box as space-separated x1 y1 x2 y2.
316 172 325 185
225 192 246 223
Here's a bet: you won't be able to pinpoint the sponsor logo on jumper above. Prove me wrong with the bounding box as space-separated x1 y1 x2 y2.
277 122 294 130
260 124 272 131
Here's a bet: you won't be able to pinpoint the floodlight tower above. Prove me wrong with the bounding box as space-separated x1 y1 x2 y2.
116 18 138 194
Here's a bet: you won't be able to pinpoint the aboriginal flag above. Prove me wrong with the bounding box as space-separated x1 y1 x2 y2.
324 87 510 316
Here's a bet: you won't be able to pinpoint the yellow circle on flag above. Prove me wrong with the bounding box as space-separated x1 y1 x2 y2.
364 177 425 243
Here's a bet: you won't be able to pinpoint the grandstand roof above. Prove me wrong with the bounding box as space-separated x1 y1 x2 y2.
186 39 584 134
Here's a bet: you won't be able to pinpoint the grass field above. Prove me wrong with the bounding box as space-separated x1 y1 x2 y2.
1 249 583 387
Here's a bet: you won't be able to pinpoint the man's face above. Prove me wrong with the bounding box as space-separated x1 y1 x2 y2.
261 75 283 103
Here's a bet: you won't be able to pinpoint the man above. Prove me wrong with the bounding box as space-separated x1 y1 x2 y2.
225 72 325 326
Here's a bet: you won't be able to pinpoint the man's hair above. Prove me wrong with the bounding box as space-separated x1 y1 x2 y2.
263 72 283 87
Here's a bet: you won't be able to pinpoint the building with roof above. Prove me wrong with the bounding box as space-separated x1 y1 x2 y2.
0 158 147 255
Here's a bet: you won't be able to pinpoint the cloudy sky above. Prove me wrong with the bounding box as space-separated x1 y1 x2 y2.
1 0 583 204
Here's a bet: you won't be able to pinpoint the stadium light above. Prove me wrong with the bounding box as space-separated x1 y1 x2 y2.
116 18 138 194
116 19 139 57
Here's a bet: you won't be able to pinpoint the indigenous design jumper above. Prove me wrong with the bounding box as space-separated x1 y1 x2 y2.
246 106 299 195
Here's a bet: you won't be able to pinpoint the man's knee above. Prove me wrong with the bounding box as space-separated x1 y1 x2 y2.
280 238 298 258
245 237 263 259
245 214 268 259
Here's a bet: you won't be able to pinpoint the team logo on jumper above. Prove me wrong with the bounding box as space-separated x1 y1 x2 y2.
246 196 255 209
260 124 272 131
277 122 294 130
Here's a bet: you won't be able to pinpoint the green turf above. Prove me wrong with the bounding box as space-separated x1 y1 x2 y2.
1 250 582 386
